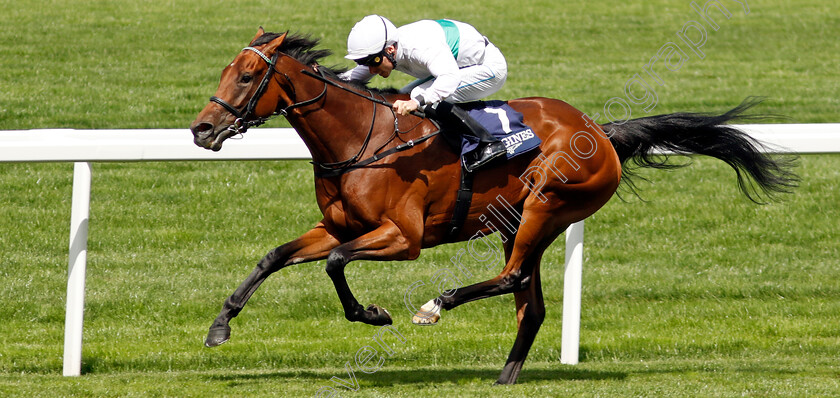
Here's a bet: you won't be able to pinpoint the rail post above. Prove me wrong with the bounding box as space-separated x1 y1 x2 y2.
561 220 584 365
63 162 91 376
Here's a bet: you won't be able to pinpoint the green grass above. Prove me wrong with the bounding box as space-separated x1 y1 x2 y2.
2 0 839 396
1 0 837 129
2 156 839 397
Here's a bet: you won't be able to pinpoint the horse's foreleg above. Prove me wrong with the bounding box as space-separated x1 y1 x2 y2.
496 264 545 385
325 221 419 326
205 223 339 347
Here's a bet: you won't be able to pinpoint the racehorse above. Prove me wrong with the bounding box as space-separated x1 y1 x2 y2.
190 29 797 385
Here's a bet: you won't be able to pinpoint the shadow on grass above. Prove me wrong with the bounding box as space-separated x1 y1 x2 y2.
204 366 627 386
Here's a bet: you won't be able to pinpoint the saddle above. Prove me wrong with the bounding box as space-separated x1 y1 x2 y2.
438 100 542 166
440 101 541 240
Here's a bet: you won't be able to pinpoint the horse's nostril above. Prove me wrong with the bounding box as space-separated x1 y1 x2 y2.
191 122 214 136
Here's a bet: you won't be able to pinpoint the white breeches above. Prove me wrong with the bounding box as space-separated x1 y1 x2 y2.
401 42 508 104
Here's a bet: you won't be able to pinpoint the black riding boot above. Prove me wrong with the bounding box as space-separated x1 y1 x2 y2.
425 102 507 172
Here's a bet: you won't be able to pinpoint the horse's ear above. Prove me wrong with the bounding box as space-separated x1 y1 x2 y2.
263 30 289 53
250 26 266 46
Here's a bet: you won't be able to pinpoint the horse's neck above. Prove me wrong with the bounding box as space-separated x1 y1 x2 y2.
285 83 386 164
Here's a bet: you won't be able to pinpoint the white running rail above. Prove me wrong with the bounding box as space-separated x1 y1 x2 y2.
1 124 838 375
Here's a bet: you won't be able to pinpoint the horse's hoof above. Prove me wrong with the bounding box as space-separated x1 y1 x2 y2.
411 312 440 325
364 304 393 326
411 299 441 326
205 325 231 347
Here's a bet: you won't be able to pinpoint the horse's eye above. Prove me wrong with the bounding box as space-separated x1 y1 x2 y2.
240 74 253 84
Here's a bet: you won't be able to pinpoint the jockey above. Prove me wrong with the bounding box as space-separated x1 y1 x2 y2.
339 15 509 172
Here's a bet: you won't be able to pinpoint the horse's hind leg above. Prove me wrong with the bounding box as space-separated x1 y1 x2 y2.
411 207 566 384
434 210 566 311
205 223 339 347
496 263 545 385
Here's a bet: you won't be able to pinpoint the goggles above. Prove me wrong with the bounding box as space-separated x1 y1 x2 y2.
354 52 385 67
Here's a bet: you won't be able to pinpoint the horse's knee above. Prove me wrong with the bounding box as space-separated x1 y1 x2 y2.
257 244 292 272
325 248 349 277
256 255 275 272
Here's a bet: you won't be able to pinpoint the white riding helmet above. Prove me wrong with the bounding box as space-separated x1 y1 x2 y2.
345 15 399 61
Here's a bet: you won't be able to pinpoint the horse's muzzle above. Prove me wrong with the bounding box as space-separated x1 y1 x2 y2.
192 120 234 151
190 121 212 146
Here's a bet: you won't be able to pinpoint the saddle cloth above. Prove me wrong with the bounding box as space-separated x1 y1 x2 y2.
452 100 541 161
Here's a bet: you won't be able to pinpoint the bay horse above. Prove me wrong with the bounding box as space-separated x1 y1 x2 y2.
190 29 797 385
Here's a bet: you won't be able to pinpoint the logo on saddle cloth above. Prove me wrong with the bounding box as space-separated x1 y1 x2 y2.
459 100 541 160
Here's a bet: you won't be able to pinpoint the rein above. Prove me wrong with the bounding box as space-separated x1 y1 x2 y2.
209 46 439 177
301 69 426 118
302 69 437 176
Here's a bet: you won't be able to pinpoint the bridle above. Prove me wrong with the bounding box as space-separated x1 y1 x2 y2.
207 45 436 177
208 46 327 138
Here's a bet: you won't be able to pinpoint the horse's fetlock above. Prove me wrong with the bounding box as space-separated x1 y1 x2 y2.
437 296 454 310
345 305 364 322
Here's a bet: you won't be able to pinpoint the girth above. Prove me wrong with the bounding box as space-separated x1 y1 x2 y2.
447 163 475 241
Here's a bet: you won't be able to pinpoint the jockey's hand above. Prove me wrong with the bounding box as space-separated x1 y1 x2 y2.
393 99 420 116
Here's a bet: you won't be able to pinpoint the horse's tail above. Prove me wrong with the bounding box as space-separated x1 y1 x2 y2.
605 97 799 202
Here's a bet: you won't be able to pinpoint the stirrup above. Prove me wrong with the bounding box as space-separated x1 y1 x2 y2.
465 141 507 172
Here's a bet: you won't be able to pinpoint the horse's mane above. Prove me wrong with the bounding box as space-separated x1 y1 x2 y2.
254 32 333 70
254 31 399 95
